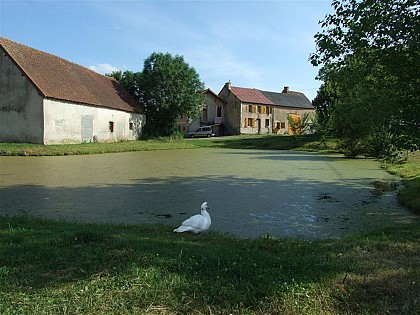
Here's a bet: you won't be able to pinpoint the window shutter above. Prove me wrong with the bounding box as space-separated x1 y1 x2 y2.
252 118 256 128
252 106 257 113
244 118 248 127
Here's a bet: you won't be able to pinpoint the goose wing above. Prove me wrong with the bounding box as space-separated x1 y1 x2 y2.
174 214 210 233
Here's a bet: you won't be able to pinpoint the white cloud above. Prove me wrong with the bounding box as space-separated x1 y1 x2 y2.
89 63 119 75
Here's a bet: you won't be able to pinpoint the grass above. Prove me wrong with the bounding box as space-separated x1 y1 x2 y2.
1 135 419 314
383 151 420 214
0 134 339 156
0 216 419 315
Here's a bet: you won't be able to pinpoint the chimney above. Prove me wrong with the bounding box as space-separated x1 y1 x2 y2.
226 80 231 90
282 86 289 93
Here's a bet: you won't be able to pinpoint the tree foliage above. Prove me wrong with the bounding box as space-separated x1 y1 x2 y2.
139 53 205 137
311 0 420 158
109 53 205 137
287 113 312 136
311 82 336 134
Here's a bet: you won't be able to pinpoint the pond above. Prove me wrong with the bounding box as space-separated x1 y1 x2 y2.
0 148 416 239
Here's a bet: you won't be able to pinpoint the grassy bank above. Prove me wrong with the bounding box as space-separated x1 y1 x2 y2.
0 216 419 315
0 134 338 156
384 151 420 214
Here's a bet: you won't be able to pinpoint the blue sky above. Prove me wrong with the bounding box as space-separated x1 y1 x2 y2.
0 0 333 101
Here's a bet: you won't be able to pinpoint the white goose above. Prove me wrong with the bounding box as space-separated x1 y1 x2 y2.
173 202 211 233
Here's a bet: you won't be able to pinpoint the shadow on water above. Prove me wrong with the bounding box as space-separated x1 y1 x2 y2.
0 174 415 240
220 149 345 162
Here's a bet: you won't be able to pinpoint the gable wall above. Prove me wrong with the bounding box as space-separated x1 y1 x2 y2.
218 85 241 134
205 92 225 125
43 99 145 144
0 50 44 143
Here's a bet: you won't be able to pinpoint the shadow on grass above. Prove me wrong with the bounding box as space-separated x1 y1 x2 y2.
0 215 419 314
210 134 322 151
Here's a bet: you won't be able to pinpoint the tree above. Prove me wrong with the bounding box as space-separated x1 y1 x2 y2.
287 113 312 136
312 82 337 133
108 53 205 138
108 70 141 98
138 52 205 137
310 0 420 158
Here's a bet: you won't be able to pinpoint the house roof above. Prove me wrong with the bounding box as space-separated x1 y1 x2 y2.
0 37 143 113
230 86 274 105
227 85 313 109
203 88 225 103
260 90 313 109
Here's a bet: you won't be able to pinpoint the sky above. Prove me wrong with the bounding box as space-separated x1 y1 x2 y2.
0 0 334 101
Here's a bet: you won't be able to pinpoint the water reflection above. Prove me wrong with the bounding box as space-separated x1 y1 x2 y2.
0 148 416 239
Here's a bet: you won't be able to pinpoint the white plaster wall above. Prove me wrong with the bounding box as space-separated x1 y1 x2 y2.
0 51 44 143
43 99 145 144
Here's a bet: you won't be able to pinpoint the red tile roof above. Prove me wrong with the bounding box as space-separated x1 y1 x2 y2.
226 84 313 109
0 37 143 113
230 86 274 105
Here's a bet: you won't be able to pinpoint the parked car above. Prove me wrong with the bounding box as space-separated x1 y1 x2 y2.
188 126 215 138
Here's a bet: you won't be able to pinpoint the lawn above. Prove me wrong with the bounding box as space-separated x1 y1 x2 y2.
0 216 419 314
0 134 338 156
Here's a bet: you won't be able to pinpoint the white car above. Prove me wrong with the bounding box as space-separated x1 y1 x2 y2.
188 126 215 138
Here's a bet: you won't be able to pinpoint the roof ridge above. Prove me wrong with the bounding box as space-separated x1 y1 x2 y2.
0 37 113 82
1 36 142 113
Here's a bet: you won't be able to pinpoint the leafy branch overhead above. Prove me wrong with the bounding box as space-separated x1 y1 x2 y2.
311 0 420 158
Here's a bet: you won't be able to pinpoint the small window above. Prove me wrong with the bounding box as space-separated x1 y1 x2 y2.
266 106 270 114
216 106 222 117
281 121 286 129
265 119 270 127
248 118 253 127
129 122 134 130
258 106 261 113
276 122 281 129
109 121 114 132
248 105 253 113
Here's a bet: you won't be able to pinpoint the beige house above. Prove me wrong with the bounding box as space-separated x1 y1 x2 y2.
0 37 145 144
218 81 314 135
177 88 225 136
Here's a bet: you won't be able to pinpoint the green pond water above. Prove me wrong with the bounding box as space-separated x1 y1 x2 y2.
0 148 416 239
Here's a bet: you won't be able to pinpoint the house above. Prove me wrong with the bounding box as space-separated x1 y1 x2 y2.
0 37 145 144
177 88 226 136
218 81 314 135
